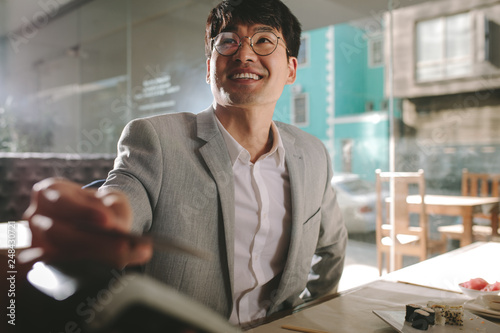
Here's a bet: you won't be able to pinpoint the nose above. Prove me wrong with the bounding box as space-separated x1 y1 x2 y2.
234 36 257 61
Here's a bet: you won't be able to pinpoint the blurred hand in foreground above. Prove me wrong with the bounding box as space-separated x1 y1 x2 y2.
22 178 153 268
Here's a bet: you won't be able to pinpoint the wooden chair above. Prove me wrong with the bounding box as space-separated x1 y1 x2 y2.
462 168 500 198
375 169 446 275
438 168 500 243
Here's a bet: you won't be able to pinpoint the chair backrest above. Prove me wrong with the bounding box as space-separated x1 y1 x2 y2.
462 168 500 197
375 169 427 243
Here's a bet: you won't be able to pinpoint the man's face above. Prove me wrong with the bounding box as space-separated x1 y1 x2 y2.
206 23 297 109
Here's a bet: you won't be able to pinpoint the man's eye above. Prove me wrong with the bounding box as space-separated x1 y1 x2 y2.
221 38 238 45
256 37 272 44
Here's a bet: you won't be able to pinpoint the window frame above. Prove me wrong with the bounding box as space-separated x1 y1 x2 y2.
291 92 309 127
368 35 384 68
414 11 474 83
297 34 310 68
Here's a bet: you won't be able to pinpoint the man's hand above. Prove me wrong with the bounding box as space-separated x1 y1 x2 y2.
22 178 152 268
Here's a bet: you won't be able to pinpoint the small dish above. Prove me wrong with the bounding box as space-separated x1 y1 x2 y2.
458 283 500 298
479 295 500 311
464 298 500 319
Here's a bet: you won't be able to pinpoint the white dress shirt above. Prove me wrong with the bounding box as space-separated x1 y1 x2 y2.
215 117 292 326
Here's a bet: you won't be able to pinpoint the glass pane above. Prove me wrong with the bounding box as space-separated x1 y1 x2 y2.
416 18 443 62
130 0 212 120
446 12 471 59
0 11 80 153
2 0 500 290
78 0 127 154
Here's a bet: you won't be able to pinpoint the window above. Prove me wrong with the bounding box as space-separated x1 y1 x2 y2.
292 93 309 126
369 37 384 67
365 101 374 112
297 34 310 67
416 12 472 82
381 99 389 111
341 139 353 173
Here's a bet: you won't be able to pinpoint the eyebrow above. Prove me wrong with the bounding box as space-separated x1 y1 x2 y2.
223 25 278 34
254 26 276 33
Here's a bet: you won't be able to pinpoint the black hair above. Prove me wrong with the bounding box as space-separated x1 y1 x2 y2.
205 0 302 58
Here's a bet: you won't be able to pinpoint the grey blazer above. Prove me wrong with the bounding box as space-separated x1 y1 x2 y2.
102 106 347 319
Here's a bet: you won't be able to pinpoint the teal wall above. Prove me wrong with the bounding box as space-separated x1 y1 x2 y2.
275 23 392 182
366 67 385 110
334 24 366 117
334 24 386 115
333 119 390 180
275 27 330 143
333 23 390 180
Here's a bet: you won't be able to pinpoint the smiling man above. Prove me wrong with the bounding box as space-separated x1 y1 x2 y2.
207 22 297 164
24 0 347 328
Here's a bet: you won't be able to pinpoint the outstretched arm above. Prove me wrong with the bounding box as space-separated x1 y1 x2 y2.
22 178 153 268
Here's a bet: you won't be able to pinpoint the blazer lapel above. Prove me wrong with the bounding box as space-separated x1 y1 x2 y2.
196 107 236 294
273 125 307 308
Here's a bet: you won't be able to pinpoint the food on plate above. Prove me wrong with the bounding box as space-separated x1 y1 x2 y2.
460 278 500 291
404 301 464 330
482 281 500 292
460 277 489 290
409 309 433 330
420 307 435 324
405 304 422 321
427 301 464 326
427 304 446 326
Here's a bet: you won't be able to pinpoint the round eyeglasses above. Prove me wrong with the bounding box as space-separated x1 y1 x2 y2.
211 31 289 57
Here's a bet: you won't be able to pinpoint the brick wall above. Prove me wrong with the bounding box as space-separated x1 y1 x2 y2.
0 153 115 221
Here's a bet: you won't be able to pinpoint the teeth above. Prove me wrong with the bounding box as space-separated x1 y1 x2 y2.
232 73 260 80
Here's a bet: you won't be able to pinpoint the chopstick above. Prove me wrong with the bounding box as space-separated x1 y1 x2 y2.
397 281 462 294
281 324 330 333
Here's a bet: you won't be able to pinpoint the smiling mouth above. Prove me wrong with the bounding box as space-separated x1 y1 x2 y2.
230 73 262 80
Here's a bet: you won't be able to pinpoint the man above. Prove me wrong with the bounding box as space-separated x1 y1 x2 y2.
23 0 347 327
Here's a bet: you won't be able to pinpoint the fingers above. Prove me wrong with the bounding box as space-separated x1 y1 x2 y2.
24 215 152 267
38 215 151 266
24 178 129 231
23 178 151 268
95 189 133 233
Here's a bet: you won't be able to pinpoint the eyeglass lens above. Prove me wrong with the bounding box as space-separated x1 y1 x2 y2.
213 32 279 56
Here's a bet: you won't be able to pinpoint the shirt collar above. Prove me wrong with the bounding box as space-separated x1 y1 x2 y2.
215 115 285 167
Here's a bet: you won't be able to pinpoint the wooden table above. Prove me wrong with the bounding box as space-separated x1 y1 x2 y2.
384 241 500 292
247 242 500 333
405 195 499 246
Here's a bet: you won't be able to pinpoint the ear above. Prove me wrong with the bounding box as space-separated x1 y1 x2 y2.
206 57 211 84
285 56 298 85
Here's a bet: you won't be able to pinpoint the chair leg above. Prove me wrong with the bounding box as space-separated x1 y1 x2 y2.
420 252 427 263
441 235 447 253
377 250 383 276
395 254 403 271
440 234 449 253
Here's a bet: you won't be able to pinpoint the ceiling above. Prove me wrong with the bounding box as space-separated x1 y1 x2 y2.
0 0 431 38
